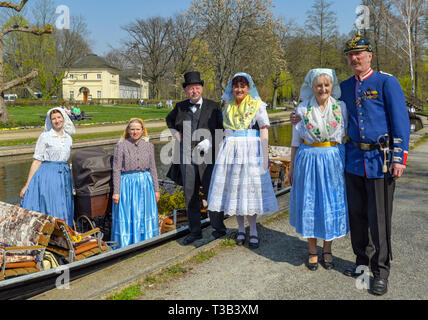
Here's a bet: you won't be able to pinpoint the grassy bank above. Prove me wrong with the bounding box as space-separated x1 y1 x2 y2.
0 126 168 147
2 104 289 129
1 105 171 129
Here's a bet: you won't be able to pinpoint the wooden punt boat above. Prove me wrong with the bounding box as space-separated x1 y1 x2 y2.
0 146 291 300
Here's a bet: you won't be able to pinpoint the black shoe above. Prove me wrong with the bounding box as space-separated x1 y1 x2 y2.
248 235 259 249
182 233 202 245
371 277 388 296
307 253 318 271
343 265 367 277
320 252 334 270
235 232 246 246
212 230 227 239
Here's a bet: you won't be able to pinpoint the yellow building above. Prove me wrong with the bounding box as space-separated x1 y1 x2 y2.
62 54 149 101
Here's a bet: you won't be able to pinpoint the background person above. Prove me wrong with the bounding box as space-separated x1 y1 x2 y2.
111 118 160 248
207 72 278 249
288 69 349 271
20 107 75 227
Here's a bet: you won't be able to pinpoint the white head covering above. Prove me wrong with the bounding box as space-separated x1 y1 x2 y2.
221 72 262 103
299 68 341 101
44 107 75 135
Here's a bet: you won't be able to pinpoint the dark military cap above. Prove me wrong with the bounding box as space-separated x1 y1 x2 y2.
344 31 373 54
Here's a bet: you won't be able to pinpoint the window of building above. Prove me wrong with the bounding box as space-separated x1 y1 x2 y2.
97 74 101 79
70 91 74 99
83 74 87 80
69 74 74 79
97 91 101 98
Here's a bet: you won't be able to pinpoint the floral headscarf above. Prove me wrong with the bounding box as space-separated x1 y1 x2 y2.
299 68 341 102
221 72 262 103
44 107 75 135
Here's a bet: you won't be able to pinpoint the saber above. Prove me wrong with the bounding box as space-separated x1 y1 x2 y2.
377 133 393 261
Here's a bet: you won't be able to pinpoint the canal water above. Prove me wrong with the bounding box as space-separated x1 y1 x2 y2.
0 124 293 205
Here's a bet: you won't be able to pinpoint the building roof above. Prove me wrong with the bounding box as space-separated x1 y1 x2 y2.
119 77 141 88
70 53 119 70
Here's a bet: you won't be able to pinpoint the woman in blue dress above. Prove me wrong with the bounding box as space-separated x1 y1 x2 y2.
111 118 160 249
20 107 75 227
288 69 349 271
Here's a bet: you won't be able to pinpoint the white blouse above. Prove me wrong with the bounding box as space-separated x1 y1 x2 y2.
33 129 72 162
291 96 348 147
250 102 270 129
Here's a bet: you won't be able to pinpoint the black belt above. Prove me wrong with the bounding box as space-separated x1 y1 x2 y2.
347 137 381 151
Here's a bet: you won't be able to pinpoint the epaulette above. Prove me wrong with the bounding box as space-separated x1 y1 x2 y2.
379 71 393 77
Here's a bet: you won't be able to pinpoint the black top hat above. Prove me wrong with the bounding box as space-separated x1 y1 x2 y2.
344 31 373 54
182 71 204 88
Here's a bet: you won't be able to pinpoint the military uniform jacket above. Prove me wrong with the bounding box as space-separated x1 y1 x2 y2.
340 69 410 178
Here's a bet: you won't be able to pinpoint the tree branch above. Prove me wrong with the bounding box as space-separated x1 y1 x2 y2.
0 69 38 92
0 24 54 39
0 0 28 11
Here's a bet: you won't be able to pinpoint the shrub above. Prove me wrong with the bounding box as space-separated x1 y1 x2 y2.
157 187 186 217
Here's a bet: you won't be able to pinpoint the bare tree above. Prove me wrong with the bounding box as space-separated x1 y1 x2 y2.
0 0 53 122
305 0 338 67
122 16 174 99
373 0 425 96
168 13 201 99
104 47 130 71
188 0 276 96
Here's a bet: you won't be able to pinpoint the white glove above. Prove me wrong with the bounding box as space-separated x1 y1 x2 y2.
196 139 211 153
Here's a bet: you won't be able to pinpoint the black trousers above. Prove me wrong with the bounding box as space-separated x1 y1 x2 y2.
181 163 225 236
345 172 395 279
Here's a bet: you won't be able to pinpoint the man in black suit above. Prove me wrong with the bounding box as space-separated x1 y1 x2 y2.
166 71 226 245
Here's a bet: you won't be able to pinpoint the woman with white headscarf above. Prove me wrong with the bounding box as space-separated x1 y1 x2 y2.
208 73 278 249
20 107 75 227
288 68 349 271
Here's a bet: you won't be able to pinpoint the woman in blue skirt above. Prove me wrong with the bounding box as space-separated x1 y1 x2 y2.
111 118 160 248
20 107 75 227
288 69 349 271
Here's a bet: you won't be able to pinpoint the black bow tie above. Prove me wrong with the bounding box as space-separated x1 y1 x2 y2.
190 103 200 108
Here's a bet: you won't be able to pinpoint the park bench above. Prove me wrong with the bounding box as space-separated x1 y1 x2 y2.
0 201 56 281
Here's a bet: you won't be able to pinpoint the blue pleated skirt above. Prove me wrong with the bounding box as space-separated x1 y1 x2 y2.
111 171 159 249
21 161 74 227
289 143 349 241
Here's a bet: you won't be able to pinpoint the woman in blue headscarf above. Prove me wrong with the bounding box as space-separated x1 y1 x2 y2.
208 73 278 249
20 107 75 226
288 68 349 271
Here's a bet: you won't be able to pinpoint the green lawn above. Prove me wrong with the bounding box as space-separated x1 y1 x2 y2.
3 105 171 128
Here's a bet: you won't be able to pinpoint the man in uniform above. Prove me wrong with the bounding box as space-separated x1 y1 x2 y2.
340 32 410 296
290 32 410 295
166 71 226 245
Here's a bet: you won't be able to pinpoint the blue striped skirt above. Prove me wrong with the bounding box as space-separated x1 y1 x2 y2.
111 171 159 248
21 161 74 227
289 143 349 241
